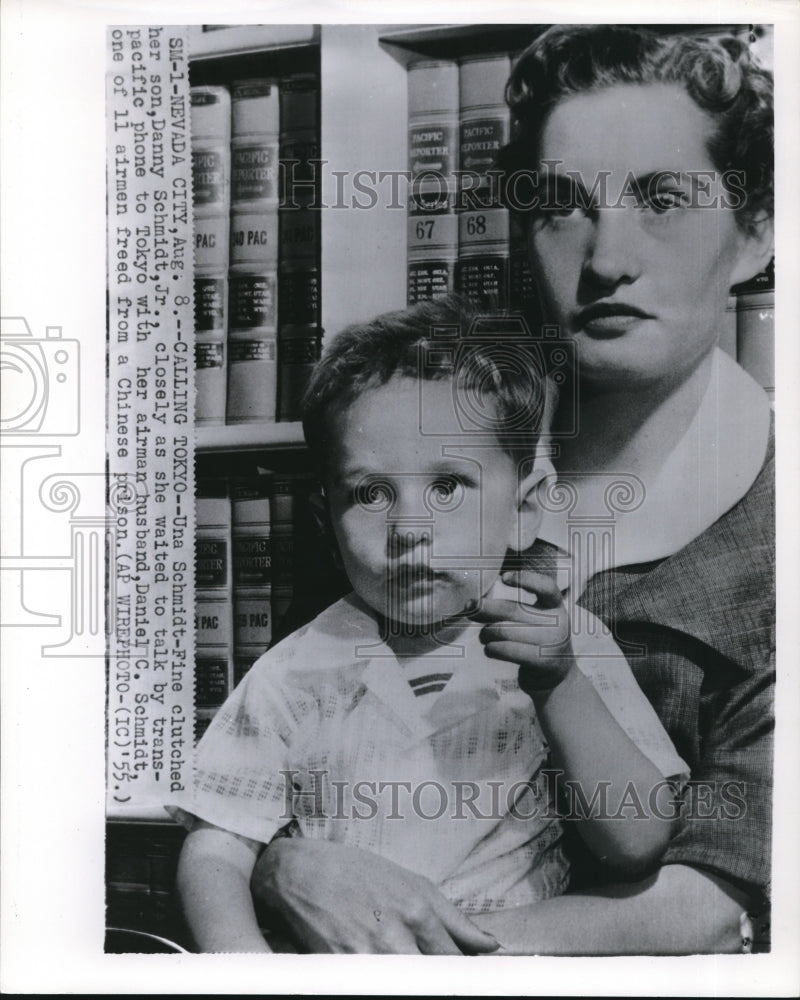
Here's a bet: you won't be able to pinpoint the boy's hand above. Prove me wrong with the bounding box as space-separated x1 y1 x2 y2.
470 570 576 696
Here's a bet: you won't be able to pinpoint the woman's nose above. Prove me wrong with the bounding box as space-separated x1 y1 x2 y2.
582 208 642 288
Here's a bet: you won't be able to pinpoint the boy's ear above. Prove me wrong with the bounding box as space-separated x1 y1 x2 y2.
730 216 774 288
510 458 555 553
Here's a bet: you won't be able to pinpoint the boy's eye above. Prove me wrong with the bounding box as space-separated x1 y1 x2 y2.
425 475 465 511
354 477 396 512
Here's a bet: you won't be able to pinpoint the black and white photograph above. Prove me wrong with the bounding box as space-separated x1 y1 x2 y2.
1 2 798 995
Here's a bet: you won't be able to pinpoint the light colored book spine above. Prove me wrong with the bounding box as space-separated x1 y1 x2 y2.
191 85 231 425
719 294 739 360
278 73 322 421
232 475 273 685
456 54 511 310
195 485 234 714
227 79 281 425
737 289 775 401
407 60 459 305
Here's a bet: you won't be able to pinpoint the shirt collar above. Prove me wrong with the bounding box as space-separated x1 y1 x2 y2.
358 622 520 742
537 349 771 589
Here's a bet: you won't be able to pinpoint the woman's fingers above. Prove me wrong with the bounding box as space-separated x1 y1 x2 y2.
425 892 500 955
252 837 498 955
469 571 564 625
484 640 543 665
479 621 568 650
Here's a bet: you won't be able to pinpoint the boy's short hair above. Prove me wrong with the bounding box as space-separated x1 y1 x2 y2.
302 296 547 479
499 24 773 234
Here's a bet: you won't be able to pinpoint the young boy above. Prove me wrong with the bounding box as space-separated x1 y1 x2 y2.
169 297 686 953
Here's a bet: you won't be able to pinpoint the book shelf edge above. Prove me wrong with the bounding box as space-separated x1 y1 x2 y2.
189 24 320 61
195 422 306 453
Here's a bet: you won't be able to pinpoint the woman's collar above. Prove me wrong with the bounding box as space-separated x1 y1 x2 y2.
537 348 772 587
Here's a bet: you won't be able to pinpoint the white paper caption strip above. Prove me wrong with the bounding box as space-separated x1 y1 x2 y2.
106 26 195 819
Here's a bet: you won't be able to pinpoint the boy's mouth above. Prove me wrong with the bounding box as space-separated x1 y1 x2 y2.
390 564 445 587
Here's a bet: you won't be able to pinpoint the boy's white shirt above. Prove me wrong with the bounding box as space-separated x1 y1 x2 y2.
168 585 686 911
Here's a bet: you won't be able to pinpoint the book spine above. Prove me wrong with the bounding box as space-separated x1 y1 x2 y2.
456 54 511 311
732 256 775 400
193 269 228 424
194 213 230 272
268 472 315 635
226 79 281 425
195 483 234 713
269 472 295 628
230 78 280 268
194 712 215 745
509 212 538 316
279 73 322 421
231 475 273 683
277 325 321 423
407 60 459 305
719 293 738 360
736 289 775 401
191 85 231 425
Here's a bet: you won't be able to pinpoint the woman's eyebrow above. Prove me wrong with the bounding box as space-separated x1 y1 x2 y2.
537 173 579 201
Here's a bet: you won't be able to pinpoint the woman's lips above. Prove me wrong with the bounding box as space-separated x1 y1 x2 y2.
576 303 653 336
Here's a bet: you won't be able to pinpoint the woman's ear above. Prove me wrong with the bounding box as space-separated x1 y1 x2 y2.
730 216 774 288
510 458 555 553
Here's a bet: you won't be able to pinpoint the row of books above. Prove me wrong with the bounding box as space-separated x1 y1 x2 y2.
406 54 775 400
191 76 321 427
406 53 533 311
194 472 316 740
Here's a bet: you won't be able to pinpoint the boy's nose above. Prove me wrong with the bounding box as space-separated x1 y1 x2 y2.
387 522 432 555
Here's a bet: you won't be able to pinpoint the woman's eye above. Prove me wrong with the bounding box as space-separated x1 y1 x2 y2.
645 190 689 214
539 200 584 220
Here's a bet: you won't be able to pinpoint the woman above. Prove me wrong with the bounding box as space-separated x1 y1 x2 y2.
249 25 775 954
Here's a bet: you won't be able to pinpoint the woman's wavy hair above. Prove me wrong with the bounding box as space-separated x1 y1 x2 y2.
500 25 773 232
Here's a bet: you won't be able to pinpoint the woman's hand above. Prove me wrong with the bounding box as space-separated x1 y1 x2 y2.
472 570 575 696
250 838 500 954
